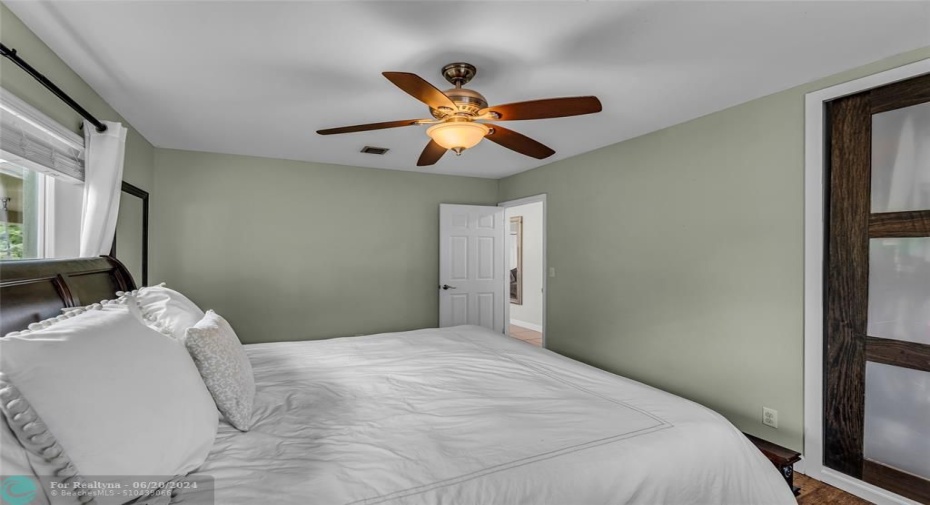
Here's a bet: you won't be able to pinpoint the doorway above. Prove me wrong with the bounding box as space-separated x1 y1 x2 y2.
500 195 546 347
820 71 930 503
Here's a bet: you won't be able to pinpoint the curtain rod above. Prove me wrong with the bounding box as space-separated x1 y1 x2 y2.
0 42 107 133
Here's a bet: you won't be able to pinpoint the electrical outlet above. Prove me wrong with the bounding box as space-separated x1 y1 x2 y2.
763 407 778 429
549 267 556 278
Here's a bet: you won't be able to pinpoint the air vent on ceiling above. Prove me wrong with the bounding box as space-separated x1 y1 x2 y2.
360 146 389 155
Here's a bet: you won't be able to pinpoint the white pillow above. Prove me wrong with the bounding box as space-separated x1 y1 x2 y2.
185 311 255 431
0 306 218 487
60 296 126 315
0 374 78 505
1 414 50 505
123 284 205 340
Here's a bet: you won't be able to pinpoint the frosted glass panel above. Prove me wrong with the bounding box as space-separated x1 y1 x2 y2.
864 362 930 480
868 238 930 344
871 102 930 213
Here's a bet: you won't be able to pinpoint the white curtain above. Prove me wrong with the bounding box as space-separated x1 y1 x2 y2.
79 120 128 257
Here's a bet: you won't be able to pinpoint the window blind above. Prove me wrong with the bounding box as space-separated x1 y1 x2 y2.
0 88 84 182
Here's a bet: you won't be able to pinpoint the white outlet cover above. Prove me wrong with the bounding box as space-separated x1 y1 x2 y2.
763 407 778 429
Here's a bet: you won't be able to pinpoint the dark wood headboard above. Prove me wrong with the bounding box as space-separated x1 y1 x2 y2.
0 256 136 336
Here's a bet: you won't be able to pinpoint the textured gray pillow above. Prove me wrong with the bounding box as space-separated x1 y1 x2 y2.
184 311 255 431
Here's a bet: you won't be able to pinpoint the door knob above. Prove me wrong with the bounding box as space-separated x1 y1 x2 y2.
440 284 457 290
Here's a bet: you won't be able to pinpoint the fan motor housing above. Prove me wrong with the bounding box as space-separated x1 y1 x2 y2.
431 88 488 119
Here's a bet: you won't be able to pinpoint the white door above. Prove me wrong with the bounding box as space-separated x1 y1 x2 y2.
439 204 505 332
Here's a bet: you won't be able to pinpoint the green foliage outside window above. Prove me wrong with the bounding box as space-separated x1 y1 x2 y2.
0 222 24 259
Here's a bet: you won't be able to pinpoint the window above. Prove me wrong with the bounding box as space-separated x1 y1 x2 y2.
0 161 46 259
0 88 85 260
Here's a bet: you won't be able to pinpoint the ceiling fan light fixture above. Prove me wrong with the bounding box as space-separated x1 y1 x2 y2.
426 122 489 154
318 63 601 166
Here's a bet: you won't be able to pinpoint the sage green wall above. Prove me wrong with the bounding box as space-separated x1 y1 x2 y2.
151 149 499 344
498 48 930 452
7 0 929 453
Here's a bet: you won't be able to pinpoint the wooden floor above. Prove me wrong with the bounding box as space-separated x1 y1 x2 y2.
796 473 874 504
508 324 542 346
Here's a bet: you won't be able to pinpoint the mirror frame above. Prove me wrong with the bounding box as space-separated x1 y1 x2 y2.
110 181 149 286
510 216 523 305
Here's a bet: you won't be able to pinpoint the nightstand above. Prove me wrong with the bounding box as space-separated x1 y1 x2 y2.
745 433 801 496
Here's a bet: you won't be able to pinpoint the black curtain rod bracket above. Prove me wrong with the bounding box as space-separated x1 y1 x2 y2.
0 42 107 133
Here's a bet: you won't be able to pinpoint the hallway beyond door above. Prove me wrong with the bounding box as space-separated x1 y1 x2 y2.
509 324 542 347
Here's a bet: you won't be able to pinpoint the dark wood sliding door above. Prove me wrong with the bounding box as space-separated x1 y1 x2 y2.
824 72 930 504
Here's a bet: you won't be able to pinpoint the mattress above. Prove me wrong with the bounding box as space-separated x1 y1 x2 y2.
177 325 796 505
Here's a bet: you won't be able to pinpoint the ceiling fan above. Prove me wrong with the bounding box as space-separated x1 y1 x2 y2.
317 63 602 166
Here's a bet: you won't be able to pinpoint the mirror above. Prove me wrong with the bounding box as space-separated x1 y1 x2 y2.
509 216 523 304
111 182 148 286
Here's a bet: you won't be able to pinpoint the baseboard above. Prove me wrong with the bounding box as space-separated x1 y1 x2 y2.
509 319 542 333
803 467 922 505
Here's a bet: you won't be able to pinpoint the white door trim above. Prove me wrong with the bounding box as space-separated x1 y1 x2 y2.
803 58 929 505
499 194 547 347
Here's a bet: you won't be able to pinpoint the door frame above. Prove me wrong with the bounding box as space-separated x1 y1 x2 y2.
499 194 547 347
803 58 930 505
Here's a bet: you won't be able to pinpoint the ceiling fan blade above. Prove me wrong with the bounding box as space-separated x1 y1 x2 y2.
383 72 457 110
481 96 602 121
316 119 424 135
485 125 555 160
417 139 447 166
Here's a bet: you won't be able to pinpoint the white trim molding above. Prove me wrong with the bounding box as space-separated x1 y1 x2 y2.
803 58 929 505
499 194 548 347
509 319 543 333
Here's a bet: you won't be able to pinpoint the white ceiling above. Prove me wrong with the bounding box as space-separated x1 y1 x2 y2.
6 1 929 179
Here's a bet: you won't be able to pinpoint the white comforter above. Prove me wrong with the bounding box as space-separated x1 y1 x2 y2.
177 326 795 505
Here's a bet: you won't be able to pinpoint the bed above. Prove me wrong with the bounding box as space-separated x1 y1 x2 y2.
0 257 796 505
